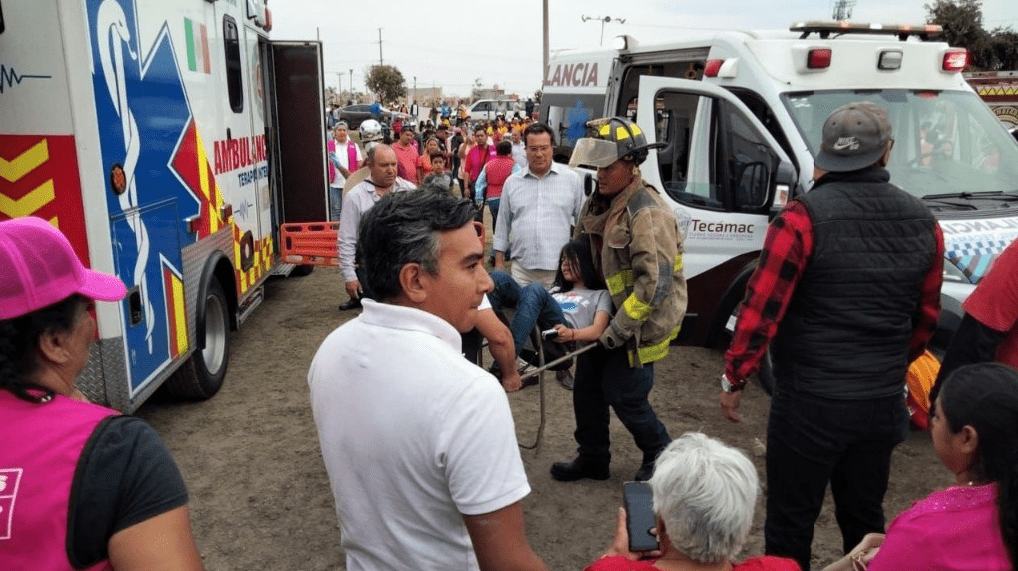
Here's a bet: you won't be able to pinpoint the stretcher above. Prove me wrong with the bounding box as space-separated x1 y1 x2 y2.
482 329 599 450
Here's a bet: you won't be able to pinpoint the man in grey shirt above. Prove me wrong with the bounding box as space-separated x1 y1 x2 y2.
492 123 585 288
338 145 416 310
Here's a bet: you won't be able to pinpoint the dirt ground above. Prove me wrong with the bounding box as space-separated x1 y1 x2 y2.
138 266 952 571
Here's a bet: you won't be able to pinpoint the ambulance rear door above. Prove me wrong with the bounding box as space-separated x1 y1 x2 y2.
635 76 797 345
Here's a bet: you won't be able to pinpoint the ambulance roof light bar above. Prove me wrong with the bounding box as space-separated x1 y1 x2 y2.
790 21 944 42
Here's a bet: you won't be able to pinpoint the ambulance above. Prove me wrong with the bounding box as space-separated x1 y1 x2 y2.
0 0 330 411
541 22 1018 383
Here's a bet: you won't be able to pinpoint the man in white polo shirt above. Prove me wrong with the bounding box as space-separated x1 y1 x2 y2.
308 190 548 571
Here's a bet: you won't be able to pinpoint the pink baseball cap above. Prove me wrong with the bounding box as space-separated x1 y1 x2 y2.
0 217 127 320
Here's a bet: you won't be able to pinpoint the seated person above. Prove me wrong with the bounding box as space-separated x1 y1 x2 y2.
488 238 611 359
826 363 1018 571
587 432 800 571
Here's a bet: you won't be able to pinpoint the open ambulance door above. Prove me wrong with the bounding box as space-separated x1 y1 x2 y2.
267 40 329 225
634 77 797 347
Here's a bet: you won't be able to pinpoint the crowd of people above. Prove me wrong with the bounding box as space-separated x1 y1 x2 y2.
4 99 1018 571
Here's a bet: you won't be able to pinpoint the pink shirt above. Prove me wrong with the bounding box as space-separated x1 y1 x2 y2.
868 484 1010 571
392 142 420 184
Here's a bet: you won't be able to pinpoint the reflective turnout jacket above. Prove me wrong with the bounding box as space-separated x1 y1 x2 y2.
576 176 687 366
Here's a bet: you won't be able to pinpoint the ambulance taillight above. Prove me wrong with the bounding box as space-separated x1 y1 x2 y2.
942 49 968 72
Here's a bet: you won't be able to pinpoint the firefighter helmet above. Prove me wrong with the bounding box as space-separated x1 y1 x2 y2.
569 117 664 168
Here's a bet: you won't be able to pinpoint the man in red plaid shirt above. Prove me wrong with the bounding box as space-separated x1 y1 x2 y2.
719 101 943 571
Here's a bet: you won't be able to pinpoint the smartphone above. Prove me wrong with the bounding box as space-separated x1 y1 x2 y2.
541 328 559 340
622 481 659 552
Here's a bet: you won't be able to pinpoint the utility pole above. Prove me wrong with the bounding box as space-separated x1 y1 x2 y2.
349 68 354 100
377 28 384 66
581 15 626 46
336 72 343 100
542 0 549 86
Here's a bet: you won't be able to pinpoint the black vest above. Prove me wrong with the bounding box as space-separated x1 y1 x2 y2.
771 169 937 399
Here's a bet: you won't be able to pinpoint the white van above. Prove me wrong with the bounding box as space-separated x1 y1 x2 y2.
467 98 524 121
541 22 1018 371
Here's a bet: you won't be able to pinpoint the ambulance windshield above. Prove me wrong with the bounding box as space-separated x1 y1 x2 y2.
782 89 1018 201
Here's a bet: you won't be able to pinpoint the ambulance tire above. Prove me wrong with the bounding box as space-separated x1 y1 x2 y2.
165 278 230 400
290 265 314 277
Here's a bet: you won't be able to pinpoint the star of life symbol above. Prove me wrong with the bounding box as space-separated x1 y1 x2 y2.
832 137 860 151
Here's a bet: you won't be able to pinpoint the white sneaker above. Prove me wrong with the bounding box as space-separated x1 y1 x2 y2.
516 357 537 375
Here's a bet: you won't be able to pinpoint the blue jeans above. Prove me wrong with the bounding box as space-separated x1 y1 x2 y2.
572 345 670 462
487 198 500 230
488 270 562 357
329 185 343 222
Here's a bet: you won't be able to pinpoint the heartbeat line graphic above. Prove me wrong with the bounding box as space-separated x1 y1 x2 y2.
0 65 52 94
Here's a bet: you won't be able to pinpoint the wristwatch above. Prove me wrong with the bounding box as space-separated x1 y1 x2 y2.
721 373 745 393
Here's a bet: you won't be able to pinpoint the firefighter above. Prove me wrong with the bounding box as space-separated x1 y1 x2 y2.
551 117 688 482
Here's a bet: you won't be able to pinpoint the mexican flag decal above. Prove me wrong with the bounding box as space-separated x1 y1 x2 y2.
184 17 210 74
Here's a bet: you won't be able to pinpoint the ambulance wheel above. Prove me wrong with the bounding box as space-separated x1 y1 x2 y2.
165 278 230 400
290 265 314 277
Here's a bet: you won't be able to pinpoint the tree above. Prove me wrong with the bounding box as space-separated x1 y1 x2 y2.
926 0 1018 70
364 65 406 105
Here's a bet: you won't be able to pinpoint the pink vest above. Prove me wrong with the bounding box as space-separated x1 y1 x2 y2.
328 140 360 185
483 157 515 199
0 391 117 570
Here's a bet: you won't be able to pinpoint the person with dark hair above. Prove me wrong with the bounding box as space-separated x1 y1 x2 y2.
393 125 421 184
935 235 1018 385
474 139 522 230
0 217 205 571
463 125 495 199
493 122 585 288
422 151 454 192
488 238 611 362
553 117 685 483
720 101 944 570
309 191 548 571
825 363 1018 571
337 144 416 311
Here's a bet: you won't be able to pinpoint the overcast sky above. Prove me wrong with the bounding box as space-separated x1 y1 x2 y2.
268 0 1017 100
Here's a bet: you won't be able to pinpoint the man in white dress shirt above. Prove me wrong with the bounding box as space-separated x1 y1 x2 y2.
492 123 585 288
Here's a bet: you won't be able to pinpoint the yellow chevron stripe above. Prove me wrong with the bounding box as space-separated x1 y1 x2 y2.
0 140 48 182
0 180 55 217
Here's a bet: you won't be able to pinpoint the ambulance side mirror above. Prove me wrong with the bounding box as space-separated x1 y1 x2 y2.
771 160 798 211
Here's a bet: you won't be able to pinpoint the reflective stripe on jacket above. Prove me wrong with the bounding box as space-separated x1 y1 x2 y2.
576 176 688 366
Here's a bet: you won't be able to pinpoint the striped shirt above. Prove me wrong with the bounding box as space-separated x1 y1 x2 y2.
492 162 585 272
338 177 416 281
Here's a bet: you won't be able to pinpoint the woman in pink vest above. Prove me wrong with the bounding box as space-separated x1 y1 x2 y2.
0 217 204 571
474 140 521 228
327 122 363 221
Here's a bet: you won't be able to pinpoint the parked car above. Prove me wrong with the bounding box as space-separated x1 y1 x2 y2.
336 104 409 129
466 99 524 122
